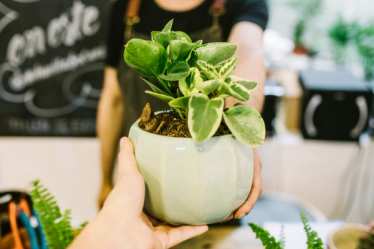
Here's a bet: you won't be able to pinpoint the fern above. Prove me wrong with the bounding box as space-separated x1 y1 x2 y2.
300 213 324 249
30 180 75 249
249 223 284 249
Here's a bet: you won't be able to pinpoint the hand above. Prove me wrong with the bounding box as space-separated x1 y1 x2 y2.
70 138 208 249
97 182 113 209
233 150 262 219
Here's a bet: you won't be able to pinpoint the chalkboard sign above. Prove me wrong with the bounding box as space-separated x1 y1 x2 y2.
0 0 110 136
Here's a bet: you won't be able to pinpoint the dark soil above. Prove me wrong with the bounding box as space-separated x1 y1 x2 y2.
138 103 231 138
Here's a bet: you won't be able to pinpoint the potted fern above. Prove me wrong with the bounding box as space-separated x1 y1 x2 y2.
124 20 265 225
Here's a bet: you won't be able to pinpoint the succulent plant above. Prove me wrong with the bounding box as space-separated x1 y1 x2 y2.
124 20 265 145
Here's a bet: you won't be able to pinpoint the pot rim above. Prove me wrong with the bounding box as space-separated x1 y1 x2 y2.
131 120 234 142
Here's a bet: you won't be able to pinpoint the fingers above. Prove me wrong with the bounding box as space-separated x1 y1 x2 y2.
117 137 138 177
234 150 262 219
156 225 208 248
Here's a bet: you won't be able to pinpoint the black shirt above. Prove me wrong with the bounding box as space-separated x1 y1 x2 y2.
106 0 269 68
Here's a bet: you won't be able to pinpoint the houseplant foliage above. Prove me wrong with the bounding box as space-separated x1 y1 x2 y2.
249 213 323 249
124 19 265 145
354 24 374 81
124 20 264 225
328 17 356 64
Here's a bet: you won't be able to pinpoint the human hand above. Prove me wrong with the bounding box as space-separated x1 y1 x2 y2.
232 150 262 219
70 138 208 249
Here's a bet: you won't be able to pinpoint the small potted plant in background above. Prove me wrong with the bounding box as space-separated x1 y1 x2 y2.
354 24 374 81
289 0 321 56
124 20 265 225
328 17 355 65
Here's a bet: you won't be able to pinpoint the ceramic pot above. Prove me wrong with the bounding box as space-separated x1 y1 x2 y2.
328 224 370 249
129 122 253 225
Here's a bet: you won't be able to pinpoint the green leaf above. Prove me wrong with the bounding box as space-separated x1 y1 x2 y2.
223 106 265 145
196 60 219 80
169 40 195 61
196 79 221 95
145 90 175 102
220 83 250 102
301 213 324 249
159 61 190 81
141 77 169 95
169 96 190 109
196 42 237 65
230 76 257 91
188 94 224 142
179 77 191 96
162 19 174 32
218 56 237 78
124 38 166 76
152 31 191 48
249 223 284 249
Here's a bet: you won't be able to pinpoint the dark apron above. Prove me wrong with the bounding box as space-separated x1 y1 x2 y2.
118 0 225 135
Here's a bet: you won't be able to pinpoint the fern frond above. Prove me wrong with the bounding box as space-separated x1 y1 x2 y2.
300 213 324 249
249 223 284 249
31 180 75 249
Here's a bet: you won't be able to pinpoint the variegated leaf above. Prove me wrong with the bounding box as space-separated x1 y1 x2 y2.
219 83 250 102
218 57 237 78
196 79 221 95
169 96 190 109
230 76 257 91
223 105 265 146
188 94 224 142
196 42 237 65
196 60 219 80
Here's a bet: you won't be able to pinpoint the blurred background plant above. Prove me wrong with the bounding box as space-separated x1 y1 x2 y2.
354 24 374 81
328 17 356 64
288 0 322 55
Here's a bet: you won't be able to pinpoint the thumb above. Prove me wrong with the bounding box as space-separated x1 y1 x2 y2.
117 137 138 177
157 225 208 248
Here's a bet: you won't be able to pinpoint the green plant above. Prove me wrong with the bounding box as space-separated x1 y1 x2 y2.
124 20 265 144
354 24 374 81
289 0 322 49
328 17 355 63
30 180 75 249
249 223 284 249
301 213 324 249
249 213 324 249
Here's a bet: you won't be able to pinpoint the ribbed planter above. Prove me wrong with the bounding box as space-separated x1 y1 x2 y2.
129 122 253 225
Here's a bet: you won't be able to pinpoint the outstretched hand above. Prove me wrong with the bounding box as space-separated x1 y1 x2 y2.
70 138 208 249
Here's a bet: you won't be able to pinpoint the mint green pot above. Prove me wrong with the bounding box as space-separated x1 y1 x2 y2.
129 122 253 225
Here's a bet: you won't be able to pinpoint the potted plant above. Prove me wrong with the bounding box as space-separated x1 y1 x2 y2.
354 24 374 81
124 20 265 225
328 17 355 65
289 0 321 56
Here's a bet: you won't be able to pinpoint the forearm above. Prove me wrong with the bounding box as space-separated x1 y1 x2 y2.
97 68 124 186
228 22 266 112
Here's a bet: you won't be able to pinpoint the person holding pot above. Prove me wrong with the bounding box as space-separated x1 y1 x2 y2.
97 0 269 219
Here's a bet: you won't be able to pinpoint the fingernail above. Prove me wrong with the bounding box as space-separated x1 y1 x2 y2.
120 137 128 149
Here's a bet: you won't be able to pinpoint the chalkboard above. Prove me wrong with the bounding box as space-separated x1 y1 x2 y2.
0 0 110 136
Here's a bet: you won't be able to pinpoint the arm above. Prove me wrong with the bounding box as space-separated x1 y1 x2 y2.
228 21 266 219
97 67 124 208
228 21 266 112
